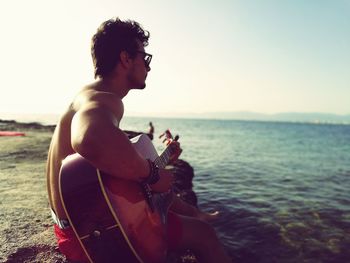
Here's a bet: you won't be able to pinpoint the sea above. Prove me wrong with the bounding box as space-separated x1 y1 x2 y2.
5 114 350 263
119 117 350 263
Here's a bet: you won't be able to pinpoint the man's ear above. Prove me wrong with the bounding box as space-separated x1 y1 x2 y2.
119 51 131 69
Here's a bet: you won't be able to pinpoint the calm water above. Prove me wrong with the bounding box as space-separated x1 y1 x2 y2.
121 117 350 263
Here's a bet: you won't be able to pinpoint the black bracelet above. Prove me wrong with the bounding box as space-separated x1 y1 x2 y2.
142 159 160 185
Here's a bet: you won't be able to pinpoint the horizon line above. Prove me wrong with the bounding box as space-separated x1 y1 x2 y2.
1 111 350 126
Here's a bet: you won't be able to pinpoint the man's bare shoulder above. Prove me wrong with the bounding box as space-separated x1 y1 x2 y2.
73 84 124 121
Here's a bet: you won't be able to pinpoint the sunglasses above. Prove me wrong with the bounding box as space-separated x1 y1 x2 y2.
136 51 152 67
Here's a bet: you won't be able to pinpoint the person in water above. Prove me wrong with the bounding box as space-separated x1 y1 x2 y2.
148 121 154 140
159 128 174 144
46 17 231 263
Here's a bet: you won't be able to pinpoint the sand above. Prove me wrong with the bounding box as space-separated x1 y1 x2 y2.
0 120 197 263
0 121 66 262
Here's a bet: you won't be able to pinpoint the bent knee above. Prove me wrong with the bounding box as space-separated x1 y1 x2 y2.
179 216 219 249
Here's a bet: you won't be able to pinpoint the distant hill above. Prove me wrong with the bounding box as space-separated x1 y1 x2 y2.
180 111 350 124
0 113 60 125
269 112 350 124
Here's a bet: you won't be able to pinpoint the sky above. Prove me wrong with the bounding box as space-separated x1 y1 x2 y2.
0 0 349 117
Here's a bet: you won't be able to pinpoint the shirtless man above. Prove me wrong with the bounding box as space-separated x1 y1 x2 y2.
46 18 231 263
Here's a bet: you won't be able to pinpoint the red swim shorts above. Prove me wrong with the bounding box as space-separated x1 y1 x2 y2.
54 212 182 261
54 224 89 262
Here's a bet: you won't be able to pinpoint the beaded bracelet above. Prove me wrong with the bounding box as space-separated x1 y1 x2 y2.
142 159 160 185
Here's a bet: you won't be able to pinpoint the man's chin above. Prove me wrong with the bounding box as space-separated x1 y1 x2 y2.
133 83 146 90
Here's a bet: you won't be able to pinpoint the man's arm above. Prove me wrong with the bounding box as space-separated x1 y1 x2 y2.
70 97 173 192
71 100 149 182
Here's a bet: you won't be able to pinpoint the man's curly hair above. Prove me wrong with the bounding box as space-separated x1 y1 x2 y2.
91 18 150 79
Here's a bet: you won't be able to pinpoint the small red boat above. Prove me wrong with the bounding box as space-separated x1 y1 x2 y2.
0 131 26 136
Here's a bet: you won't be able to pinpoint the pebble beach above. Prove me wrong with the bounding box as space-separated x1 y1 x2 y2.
0 120 66 262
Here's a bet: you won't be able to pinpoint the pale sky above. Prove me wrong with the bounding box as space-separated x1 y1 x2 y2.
0 0 349 116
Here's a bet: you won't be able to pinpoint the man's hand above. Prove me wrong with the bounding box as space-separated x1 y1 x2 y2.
149 168 174 192
167 140 182 164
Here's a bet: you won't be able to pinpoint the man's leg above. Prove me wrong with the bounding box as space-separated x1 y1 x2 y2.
169 212 231 263
169 195 219 221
